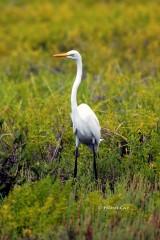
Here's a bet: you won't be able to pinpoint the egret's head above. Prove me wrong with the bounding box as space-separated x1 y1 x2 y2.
53 50 81 61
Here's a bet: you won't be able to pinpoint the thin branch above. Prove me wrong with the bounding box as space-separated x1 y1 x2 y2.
102 127 128 142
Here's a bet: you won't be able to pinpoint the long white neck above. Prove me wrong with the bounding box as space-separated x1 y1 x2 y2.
71 56 82 112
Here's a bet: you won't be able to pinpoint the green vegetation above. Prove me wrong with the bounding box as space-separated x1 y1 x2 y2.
0 0 160 239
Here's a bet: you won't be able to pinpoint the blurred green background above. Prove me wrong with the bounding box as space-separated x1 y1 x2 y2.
0 0 160 239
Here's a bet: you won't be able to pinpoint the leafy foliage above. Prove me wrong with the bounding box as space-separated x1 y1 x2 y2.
0 0 160 239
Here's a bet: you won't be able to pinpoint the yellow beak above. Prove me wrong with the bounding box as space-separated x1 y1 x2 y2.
53 52 68 58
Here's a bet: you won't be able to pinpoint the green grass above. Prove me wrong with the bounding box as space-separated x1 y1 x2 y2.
0 0 160 239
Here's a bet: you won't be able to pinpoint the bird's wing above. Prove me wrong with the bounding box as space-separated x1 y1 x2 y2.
77 103 101 143
78 103 100 125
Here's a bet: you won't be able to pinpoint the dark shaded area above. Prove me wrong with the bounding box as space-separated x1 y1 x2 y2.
0 124 65 197
0 143 24 197
118 139 130 157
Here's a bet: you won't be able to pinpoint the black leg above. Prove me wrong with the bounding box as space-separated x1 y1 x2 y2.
93 145 98 180
74 147 78 178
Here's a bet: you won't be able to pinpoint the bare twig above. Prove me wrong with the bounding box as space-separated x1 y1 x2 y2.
102 127 128 142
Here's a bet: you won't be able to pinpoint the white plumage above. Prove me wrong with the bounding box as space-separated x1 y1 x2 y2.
54 50 101 180
71 103 101 150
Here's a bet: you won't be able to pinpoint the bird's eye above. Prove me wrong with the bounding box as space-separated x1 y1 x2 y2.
69 54 75 57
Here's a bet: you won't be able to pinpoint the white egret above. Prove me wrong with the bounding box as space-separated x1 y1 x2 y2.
53 50 101 180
